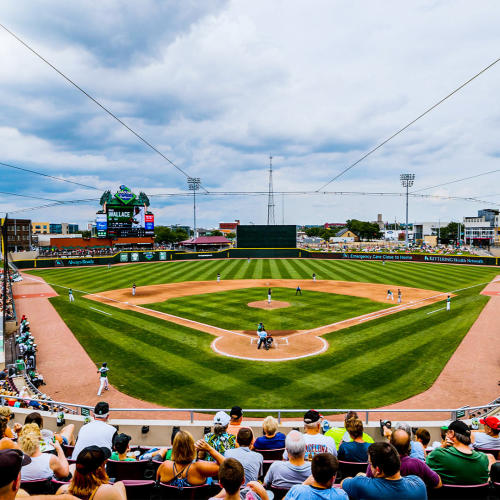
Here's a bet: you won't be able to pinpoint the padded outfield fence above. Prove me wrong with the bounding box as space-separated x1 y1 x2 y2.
11 248 500 269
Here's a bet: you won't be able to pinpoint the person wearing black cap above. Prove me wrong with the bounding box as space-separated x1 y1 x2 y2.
56 446 126 499
284 410 336 461
226 406 245 436
0 448 76 499
71 402 117 460
426 420 492 485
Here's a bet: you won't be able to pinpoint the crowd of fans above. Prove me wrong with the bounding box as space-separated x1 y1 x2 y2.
0 269 16 321
0 404 498 499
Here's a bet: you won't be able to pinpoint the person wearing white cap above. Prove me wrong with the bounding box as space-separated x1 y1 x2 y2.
203 411 236 461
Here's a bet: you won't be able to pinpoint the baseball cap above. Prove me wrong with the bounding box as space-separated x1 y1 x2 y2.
304 410 322 424
480 416 500 430
230 406 243 419
214 411 231 427
94 401 109 417
448 420 470 435
76 446 111 475
0 449 31 487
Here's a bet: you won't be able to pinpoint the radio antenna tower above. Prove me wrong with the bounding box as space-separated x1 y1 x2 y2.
267 154 276 225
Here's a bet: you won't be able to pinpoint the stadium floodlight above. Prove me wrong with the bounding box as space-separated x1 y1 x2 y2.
187 177 201 240
400 174 415 246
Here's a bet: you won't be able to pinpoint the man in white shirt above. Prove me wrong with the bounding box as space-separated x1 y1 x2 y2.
72 402 117 460
472 416 500 450
284 410 337 461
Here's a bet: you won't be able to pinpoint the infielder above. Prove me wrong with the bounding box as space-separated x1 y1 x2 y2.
217 273 221 283
312 273 316 282
386 289 394 301
397 289 402 304
267 288 272 304
296 285 302 296
132 283 136 296
97 362 109 396
68 289 74 302
446 295 451 311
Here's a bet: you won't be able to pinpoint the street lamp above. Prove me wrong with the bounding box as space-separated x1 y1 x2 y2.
400 173 415 246
187 177 201 240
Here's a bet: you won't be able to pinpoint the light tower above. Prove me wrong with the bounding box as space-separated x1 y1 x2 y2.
267 155 275 225
187 177 201 238
400 173 415 246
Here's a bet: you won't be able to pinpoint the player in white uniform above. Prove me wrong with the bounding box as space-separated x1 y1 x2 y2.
397 289 402 303
386 289 394 301
217 273 221 283
267 288 272 304
446 295 451 311
97 362 109 396
132 283 136 296
68 289 74 302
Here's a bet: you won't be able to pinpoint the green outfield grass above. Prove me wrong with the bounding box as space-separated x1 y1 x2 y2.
145 287 392 331
26 259 498 408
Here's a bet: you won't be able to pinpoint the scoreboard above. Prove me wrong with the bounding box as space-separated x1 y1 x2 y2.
236 225 297 248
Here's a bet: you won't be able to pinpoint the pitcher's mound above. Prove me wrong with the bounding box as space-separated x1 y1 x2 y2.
247 300 290 309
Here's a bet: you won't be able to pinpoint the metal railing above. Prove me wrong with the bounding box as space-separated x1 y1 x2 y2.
1 395 499 424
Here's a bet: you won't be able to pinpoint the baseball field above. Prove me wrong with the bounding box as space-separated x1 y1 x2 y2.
25 258 497 409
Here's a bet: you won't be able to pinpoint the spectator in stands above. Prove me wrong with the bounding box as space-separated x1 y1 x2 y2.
0 418 18 451
365 429 441 489
426 420 492 484
0 368 7 381
24 411 75 447
254 416 286 450
414 428 431 457
342 442 427 499
57 445 126 500
157 430 224 486
71 402 117 460
337 418 370 463
226 406 245 436
110 433 135 461
471 416 500 450
286 453 348 499
204 411 236 460
19 431 69 481
0 408 21 440
325 411 373 450
224 428 263 484
211 458 270 500
263 430 311 489
285 410 336 460
427 426 448 452
382 421 425 461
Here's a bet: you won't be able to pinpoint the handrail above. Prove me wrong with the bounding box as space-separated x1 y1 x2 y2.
1 395 499 424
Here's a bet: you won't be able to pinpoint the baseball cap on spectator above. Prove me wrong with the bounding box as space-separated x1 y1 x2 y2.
114 433 132 450
94 402 109 418
214 411 231 426
0 449 31 487
76 446 111 475
480 416 500 430
304 410 322 424
448 420 470 435
230 406 242 419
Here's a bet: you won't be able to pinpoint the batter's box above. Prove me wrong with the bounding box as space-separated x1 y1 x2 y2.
249 337 288 346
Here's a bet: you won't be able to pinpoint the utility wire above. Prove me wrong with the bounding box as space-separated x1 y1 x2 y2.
411 168 500 193
0 22 208 193
0 160 100 191
316 57 500 191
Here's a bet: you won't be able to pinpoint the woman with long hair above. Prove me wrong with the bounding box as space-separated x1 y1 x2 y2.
157 430 224 487
0 416 18 450
56 446 126 500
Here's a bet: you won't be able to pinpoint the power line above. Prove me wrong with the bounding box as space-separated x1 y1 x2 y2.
0 160 100 190
411 168 500 193
0 22 208 193
316 57 500 191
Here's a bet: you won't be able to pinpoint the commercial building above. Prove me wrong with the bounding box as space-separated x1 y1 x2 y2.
32 222 50 234
3 219 32 251
463 209 499 246
413 222 450 244
50 223 79 234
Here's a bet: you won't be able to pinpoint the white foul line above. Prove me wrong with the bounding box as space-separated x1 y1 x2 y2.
426 307 446 315
89 307 112 316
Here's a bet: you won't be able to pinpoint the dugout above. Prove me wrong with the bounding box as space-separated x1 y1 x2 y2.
236 225 297 248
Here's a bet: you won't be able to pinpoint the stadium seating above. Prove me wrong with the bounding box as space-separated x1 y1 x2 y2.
106 458 160 481
269 485 290 500
20 478 54 495
428 482 491 499
254 447 285 460
156 482 221 500
122 479 156 500
337 460 369 481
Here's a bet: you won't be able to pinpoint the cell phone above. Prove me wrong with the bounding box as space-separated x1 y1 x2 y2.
379 419 391 436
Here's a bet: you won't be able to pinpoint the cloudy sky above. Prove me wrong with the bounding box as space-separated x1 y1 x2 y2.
0 1 499 228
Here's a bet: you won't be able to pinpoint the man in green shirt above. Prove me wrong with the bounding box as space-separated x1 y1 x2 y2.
426 420 492 485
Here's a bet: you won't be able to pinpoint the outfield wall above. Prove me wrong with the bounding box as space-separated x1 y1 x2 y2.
12 248 498 268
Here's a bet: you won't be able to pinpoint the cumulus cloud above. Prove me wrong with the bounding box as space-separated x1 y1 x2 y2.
0 0 499 227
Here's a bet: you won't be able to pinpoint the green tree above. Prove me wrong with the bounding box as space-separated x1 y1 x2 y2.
227 232 236 239
209 230 223 236
305 227 324 237
346 220 382 240
438 222 460 244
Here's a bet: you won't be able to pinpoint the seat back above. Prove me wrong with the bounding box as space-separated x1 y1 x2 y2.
122 480 155 500
337 461 369 481
428 482 491 499
61 444 74 458
156 482 220 500
106 459 156 480
269 486 290 500
20 478 54 495
254 448 285 460
474 448 500 460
